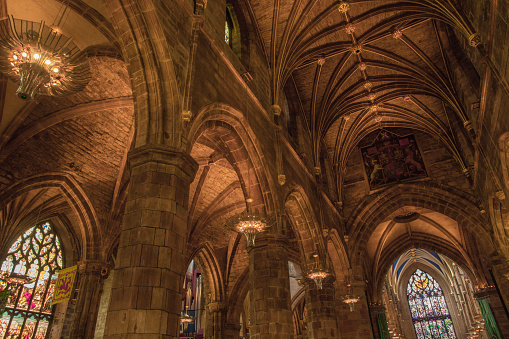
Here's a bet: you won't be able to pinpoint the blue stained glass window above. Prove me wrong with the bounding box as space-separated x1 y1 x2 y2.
225 21 230 44
407 269 456 338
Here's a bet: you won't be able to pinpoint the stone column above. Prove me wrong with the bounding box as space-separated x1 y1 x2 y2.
248 234 293 338
104 146 198 338
224 323 241 339
206 301 227 339
69 260 110 339
492 261 509 309
303 276 338 338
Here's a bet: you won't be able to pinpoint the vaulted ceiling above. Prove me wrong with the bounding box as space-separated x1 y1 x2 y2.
0 0 484 263
245 0 477 176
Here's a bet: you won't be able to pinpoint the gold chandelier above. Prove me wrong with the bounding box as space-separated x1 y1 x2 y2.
307 254 329 289
0 16 91 100
227 199 268 247
341 284 360 312
180 312 194 324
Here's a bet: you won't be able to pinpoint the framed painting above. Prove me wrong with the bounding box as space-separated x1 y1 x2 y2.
361 130 427 190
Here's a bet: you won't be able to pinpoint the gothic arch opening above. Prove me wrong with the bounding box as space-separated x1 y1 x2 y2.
382 249 491 339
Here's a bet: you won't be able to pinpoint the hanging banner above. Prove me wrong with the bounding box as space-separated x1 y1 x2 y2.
377 312 391 339
0 290 10 314
51 265 77 305
477 297 502 339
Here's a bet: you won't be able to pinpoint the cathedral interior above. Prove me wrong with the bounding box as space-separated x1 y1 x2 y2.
0 0 508 338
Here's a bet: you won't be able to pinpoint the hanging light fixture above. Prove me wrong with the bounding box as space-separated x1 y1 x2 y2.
180 312 194 324
341 284 360 312
307 254 329 289
0 16 91 100
227 197 268 247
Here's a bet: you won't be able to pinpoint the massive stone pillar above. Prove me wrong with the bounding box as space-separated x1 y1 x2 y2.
206 301 227 339
492 261 509 309
103 146 197 338
248 234 293 338
69 260 110 338
224 323 241 339
303 276 339 338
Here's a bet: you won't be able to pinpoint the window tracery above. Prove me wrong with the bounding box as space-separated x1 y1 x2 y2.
0 221 63 338
407 269 456 338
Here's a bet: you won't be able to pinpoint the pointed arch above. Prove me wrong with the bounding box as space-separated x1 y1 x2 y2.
0 173 101 260
327 228 351 283
103 0 183 147
347 183 493 265
186 103 277 215
189 244 225 303
284 186 325 270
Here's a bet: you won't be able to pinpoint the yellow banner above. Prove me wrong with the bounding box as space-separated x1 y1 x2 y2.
51 265 77 305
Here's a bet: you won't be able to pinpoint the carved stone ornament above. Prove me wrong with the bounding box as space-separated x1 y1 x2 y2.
469 33 481 47
182 110 192 122
350 44 363 55
392 29 403 39
338 1 350 13
278 174 286 186
363 80 373 91
345 23 356 35
272 104 281 116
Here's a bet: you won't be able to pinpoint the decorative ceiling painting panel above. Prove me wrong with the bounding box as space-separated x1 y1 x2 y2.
361 129 427 190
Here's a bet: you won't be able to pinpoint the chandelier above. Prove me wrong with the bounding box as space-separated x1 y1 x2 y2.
227 201 268 247
341 284 360 312
307 254 329 289
180 312 194 324
0 16 91 100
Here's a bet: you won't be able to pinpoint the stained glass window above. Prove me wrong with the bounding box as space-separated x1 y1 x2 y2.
0 221 63 339
225 21 230 44
407 269 456 339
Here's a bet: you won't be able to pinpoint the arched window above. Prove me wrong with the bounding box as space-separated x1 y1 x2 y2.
225 9 233 45
0 221 63 338
407 269 456 338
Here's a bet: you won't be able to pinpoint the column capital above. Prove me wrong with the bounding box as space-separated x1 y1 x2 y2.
207 301 228 313
77 260 111 278
128 145 198 179
474 286 498 299
369 303 386 313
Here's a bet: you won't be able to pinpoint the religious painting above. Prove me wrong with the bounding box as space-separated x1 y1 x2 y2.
361 130 427 190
